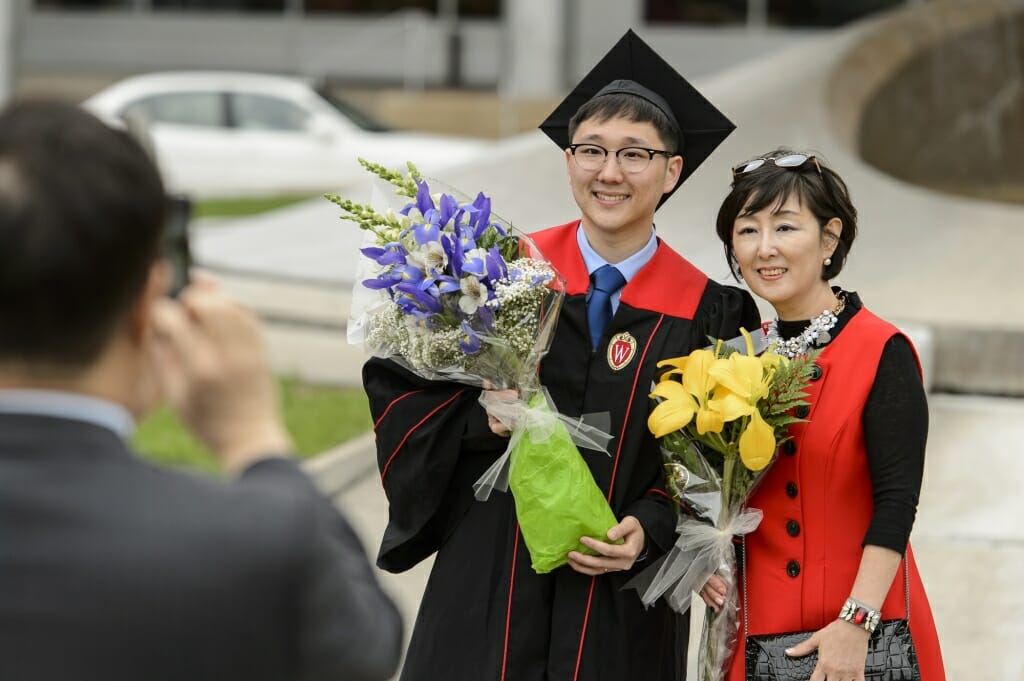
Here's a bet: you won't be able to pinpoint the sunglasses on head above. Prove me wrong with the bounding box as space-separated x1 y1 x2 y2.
732 153 822 178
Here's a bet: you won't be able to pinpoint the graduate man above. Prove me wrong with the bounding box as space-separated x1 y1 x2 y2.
365 30 760 681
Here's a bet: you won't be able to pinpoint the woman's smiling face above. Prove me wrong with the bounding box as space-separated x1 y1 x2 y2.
731 192 840 320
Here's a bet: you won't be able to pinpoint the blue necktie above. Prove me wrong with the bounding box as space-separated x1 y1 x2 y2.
587 265 626 349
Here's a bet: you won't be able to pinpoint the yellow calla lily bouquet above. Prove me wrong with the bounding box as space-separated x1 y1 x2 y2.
630 329 817 681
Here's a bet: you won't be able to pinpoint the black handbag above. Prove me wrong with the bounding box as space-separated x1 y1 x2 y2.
742 539 921 681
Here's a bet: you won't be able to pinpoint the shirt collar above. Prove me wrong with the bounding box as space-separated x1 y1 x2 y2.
0 389 135 441
575 223 659 283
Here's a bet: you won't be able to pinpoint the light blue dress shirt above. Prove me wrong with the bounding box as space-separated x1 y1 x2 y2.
0 389 135 441
576 223 659 314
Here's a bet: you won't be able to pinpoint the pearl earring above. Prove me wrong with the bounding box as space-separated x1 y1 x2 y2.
824 257 832 267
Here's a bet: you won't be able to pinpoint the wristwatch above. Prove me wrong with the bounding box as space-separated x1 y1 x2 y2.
838 597 881 634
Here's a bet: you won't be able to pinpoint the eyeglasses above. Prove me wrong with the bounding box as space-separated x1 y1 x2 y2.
568 143 675 174
732 153 822 178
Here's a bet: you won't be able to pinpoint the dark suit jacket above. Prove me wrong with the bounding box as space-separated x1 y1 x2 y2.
0 413 402 681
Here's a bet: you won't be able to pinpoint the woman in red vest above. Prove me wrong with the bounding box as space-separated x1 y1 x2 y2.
701 149 945 680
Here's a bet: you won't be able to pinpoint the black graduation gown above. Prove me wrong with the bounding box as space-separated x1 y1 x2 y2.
364 221 759 681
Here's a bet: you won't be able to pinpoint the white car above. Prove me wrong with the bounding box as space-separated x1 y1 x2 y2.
83 71 488 198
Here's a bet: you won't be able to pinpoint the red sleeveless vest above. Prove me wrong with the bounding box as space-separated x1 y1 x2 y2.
726 307 945 680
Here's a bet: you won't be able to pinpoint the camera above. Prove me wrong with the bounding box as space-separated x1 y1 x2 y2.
164 194 192 298
117 111 192 298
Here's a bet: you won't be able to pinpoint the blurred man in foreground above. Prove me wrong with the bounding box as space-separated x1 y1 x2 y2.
0 100 402 681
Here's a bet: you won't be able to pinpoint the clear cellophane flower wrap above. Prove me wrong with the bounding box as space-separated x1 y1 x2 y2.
626 331 817 681
329 160 615 575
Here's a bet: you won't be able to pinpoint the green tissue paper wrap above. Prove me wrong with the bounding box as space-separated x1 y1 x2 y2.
500 393 620 574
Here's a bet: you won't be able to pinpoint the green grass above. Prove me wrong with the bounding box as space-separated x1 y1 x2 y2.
133 378 372 474
192 194 318 219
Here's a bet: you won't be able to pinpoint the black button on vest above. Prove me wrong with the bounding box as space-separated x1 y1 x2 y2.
786 481 798 498
786 520 801 537
782 440 797 456
794 404 810 419
809 363 823 381
786 560 801 578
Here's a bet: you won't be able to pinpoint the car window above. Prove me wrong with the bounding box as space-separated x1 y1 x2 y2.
123 92 225 128
231 93 310 132
314 85 391 132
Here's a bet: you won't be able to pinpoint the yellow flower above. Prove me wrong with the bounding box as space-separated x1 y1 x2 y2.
739 409 776 470
655 354 689 376
704 330 779 471
680 349 716 396
651 349 724 436
648 380 698 438
759 350 787 371
707 386 751 422
708 353 770 420
695 407 725 436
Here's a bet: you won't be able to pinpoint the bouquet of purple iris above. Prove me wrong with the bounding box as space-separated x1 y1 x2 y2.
327 159 560 387
328 160 616 574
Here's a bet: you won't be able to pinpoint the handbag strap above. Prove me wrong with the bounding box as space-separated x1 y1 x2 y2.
740 535 912 637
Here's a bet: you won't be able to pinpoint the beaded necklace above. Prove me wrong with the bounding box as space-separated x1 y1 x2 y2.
765 292 846 359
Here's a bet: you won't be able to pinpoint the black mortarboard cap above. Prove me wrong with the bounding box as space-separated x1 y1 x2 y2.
539 29 735 206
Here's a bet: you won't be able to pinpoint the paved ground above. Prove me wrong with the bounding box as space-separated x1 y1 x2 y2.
205 6 1024 679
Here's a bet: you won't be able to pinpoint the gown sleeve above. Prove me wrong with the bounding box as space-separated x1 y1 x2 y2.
363 357 508 572
622 475 679 561
691 282 762 347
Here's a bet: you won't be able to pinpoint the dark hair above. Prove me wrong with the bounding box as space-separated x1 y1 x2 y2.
568 92 681 152
715 148 857 281
0 100 166 368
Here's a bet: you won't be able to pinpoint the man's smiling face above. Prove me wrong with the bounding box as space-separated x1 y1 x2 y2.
565 116 681 244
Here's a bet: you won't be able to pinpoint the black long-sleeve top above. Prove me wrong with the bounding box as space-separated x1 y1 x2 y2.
775 291 926 554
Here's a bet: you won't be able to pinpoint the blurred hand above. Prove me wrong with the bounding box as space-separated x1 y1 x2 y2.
479 381 520 437
566 515 645 576
149 281 292 473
